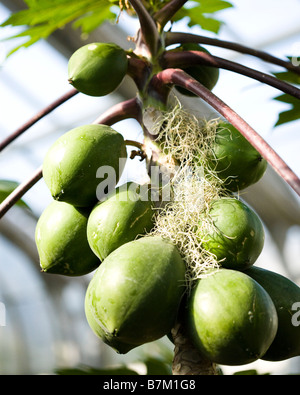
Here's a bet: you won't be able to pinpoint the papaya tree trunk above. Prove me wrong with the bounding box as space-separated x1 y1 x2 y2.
171 322 219 375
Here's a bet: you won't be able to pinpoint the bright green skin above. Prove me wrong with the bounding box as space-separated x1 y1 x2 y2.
87 182 155 261
68 42 128 97
43 124 127 207
175 43 219 96
199 198 265 270
85 236 186 354
208 123 267 191
35 201 99 276
245 266 300 361
186 269 278 366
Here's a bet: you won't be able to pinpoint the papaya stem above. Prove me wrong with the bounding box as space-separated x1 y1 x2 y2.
127 56 152 91
0 165 43 220
153 68 300 197
94 97 143 126
0 97 144 219
171 322 218 375
124 139 143 149
162 51 300 99
129 0 161 56
0 88 78 153
154 0 189 30
165 32 300 76
125 139 146 161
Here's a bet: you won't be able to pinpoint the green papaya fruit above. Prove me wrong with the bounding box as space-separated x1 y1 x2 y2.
43 124 127 207
207 122 267 191
85 236 186 353
185 269 278 366
87 182 155 261
198 198 264 270
68 42 128 97
35 201 99 276
173 43 219 96
245 266 300 361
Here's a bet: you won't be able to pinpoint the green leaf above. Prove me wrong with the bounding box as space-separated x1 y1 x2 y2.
55 365 139 375
274 70 300 85
233 369 270 375
72 5 115 34
273 93 300 126
1 0 115 55
175 0 233 33
192 0 233 14
188 12 223 33
144 357 172 375
1 0 234 55
0 180 29 209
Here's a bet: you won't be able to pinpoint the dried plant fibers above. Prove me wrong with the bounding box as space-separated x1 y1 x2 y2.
148 102 232 289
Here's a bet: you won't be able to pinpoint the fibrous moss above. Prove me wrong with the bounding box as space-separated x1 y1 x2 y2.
147 101 232 289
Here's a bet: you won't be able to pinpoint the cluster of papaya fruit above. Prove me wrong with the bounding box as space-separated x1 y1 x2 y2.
180 124 300 366
34 41 300 368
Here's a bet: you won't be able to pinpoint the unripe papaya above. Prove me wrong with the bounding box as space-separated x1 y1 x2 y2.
35 201 99 276
43 124 127 207
68 42 128 97
185 269 278 366
245 266 300 361
198 198 264 270
85 236 186 353
174 43 219 96
87 182 155 260
208 122 267 191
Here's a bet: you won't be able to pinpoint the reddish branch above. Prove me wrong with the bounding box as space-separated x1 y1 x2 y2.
162 51 300 99
0 165 43 219
154 0 189 29
93 97 142 126
165 32 300 76
0 88 78 152
0 97 143 220
129 0 161 56
152 68 300 197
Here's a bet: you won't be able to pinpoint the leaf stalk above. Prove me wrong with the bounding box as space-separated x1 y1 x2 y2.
153 68 300 196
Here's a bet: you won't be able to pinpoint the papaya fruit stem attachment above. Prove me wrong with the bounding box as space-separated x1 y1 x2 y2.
162 51 300 100
124 139 143 150
125 140 147 161
165 31 300 76
153 68 300 197
171 322 218 375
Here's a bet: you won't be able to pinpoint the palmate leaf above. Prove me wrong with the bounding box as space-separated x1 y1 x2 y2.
176 0 233 33
272 59 300 126
0 0 115 55
0 180 29 209
273 93 300 127
0 0 234 55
